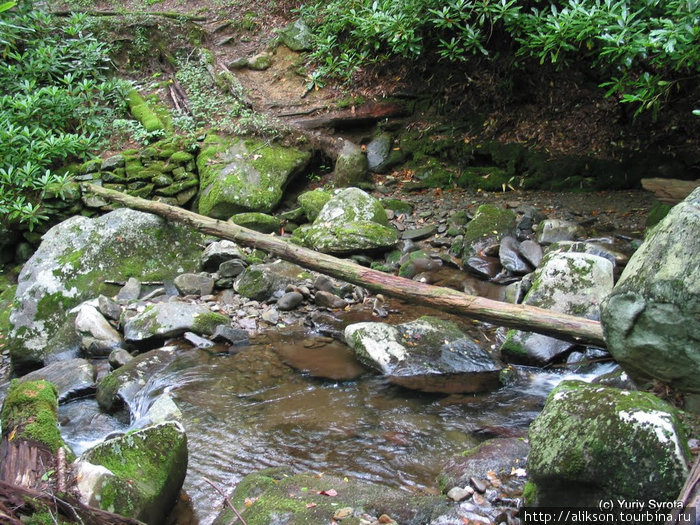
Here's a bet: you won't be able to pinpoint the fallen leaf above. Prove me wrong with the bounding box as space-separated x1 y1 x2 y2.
318 489 338 497
486 470 502 487
244 497 257 507
305 502 317 508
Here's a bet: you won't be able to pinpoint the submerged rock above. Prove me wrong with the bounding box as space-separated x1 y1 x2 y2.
77 421 187 525
7 209 202 372
197 134 311 218
601 187 700 408
345 316 503 393
292 187 398 255
500 252 613 365
212 466 448 525
527 380 690 506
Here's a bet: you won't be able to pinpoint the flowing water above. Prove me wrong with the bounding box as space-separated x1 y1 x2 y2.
58 309 616 524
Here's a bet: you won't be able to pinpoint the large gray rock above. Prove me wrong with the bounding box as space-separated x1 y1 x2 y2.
123 302 229 347
500 252 613 365
527 380 690 506
292 187 398 255
19 358 95 402
234 260 311 301
7 209 202 372
601 188 700 404
77 421 188 525
197 135 311 218
345 316 503 393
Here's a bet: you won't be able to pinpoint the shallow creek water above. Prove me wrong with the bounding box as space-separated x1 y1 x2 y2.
58 299 615 524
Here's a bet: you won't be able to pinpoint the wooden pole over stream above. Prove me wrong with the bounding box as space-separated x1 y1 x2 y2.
83 183 607 348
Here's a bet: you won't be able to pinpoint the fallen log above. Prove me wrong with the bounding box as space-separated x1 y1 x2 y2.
82 183 607 348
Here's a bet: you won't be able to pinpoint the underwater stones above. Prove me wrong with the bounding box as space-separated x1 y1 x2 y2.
7 209 202 372
212 467 447 525
123 302 228 347
292 187 398 255
601 187 700 407
78 421 187 525
500 252 613 365
197 134 311 218
345 316 503 394
527 380 690 506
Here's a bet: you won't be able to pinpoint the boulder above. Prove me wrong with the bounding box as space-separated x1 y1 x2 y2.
96 347 179 414
292 187 398 255
234 260 311 301
329 140 368 187
279 19 313 51
78 421 187 525
500 252 613 365
7 209 202 372
297 188 332 222
197 134 311 218
212 466 447 525
123 302 229 347
601 188 700 407
460 204 516 260
366 133 403 173
74 303 123 357
345 316 503 393
18 358 95 403
229 212 281 234
200 239 245 272
527 380 690 506
173 272 216 296
536 218 586 244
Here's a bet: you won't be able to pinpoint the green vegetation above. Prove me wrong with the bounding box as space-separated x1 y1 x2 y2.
0 1 131 232
300 0 699 117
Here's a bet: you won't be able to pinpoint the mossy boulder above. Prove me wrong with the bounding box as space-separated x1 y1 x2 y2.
527 380 690 506
297 188 333 222
127 88 165 133
460 204 516 260
601 187 700 407
197 134 311 218
279 19 313 51
345 316 503 393
229 212 281 234
500 252 613 365
212 466 448 525
78 421 187 525
329 140 369 187
123 302 229 348
234 261 311 301
292 187 398 255
7 209 203 372
1 379 65 453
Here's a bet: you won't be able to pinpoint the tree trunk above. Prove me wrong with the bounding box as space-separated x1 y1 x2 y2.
82 183 607 348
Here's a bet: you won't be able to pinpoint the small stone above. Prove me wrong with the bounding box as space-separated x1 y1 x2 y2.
117 277 142 302
402 225 437 241
184 331 214 349
174 272 215 296
470 476 487 493
333 507 354 520
315 290 347 309
261 308 279 324
108 347 133 369
447 486 474 502
212 325 249 346
218 259 247 278
519 239 544 267
277 291 303 311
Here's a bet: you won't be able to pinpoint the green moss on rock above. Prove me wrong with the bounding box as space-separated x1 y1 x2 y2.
127 89 165 133
297 188 332 222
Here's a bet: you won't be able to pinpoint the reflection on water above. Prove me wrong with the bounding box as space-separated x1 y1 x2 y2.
58 328 609 524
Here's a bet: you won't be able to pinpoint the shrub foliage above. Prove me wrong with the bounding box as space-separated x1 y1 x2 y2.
300 0 699 117
0 0 128 232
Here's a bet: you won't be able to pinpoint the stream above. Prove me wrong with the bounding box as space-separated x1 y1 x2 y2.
57 298 617 524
